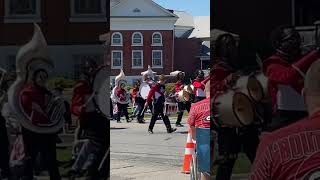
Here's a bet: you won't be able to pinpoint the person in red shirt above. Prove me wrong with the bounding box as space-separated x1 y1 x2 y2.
263 25 320 131
115 81 130 123
144 75 177 134
212 34 260 180
175 71 191 127
131 80 141 119
193 70 206 102
20 68 61 180
250 59 320 180
188 80 211 180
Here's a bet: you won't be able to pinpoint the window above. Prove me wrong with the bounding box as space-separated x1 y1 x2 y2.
111 32 123 46
132 32 143 46
112 51 123 69
152 32 163 46
152 50 163 68
4 0 41 23
70 0 107 22
132 50 143 68
73 54 103 79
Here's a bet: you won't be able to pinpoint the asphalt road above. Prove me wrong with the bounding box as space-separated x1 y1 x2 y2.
110 116 190 180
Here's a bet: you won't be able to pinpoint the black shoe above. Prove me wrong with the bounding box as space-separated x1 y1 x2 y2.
167 128 177 133
176 123 184 127
117 120 121 123
126 119 131 123
148 129 153 134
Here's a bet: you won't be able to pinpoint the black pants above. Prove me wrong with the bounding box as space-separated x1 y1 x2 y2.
176 101 191 124
137 98 153 121
22 128 61 180
0 115 10 178
215 126 260 180
116 103 129 121
194 96 206 103
148 103 172 131
265 110 308 132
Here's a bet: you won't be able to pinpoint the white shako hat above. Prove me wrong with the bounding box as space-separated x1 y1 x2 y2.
141 65 156 80
170 70 185 77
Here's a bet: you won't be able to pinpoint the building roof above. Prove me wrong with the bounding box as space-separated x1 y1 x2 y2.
189 16 210 39
198 41 210 58
173 10 195 27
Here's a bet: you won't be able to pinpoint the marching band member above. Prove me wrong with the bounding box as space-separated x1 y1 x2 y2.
131 80 143 120
137 66 156 123
212 34 260 180
250 60 320 180
145 75 177 134
70 59 108 179
174 71 191 127
112 69 130 123
193 70 206 102
263 25 320 131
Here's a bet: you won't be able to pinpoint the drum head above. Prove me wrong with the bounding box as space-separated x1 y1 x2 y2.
233 92 254 126
247 76 264 102
140 82 151 100
178 90 190 102
94 66 110 116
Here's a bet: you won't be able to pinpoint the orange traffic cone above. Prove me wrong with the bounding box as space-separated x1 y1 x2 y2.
182 128 195 174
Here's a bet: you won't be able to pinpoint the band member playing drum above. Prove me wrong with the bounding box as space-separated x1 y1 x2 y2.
70 59 108 179
175 71 191 127
263 25 320 131
137 73 155 123
145 75 177 134
193 70 206 102
212 34 260 180
131 80 141 119
250 60 320 180
20 68 61 180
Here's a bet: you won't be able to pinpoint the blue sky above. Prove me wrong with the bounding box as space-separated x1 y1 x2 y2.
153 0 210 16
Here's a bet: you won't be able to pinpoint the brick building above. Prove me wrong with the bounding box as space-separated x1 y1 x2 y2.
109 0 178 84
0 0 109 79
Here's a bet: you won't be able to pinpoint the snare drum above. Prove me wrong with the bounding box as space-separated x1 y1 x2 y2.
236 73 268 102
214 90 254 127
139 82 151 100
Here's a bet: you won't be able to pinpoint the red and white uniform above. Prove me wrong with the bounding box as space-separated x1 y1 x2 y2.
20 84 50 125
146 83 165 104
187 97 210 128
193 78 205 97
250 111 320 180
71 80 96 117
175 80 183 93
263 50 320 113
115 87 128 103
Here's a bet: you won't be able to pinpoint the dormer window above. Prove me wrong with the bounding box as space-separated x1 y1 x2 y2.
152 32 163 46
132 32 143 46
111 32 123 46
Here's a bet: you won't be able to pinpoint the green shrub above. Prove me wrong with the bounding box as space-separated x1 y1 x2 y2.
48 77 76 90
165 83 175 94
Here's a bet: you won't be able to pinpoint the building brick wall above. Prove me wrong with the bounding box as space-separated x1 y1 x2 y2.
109 30 174 76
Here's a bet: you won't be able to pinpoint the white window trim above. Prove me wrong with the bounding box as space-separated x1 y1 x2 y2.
4 0 41 23
131 32 143 46
151 32 163 46
70 0 107 23
132 50 143 69
111 32 123 46
111 50 123 69
152 50 163 68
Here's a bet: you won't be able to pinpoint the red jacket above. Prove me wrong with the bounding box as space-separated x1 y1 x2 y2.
250 111 320 180
175 80 183 93
71 80 92 117
20 84 50 125
146 83 165 104
116 87 128 102
131 87 139 99
263 50 320 112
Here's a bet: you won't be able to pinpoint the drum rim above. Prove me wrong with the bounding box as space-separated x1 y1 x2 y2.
247 75 265 102
232 92 254 126
139 82 151 99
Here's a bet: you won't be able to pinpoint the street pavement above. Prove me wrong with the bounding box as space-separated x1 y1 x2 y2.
110 116 190 180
